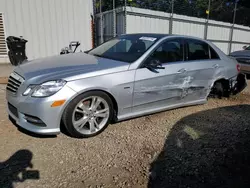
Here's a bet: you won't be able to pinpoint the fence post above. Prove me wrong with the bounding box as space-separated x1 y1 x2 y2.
93 0 97 47
228 1 237 54
124 0 127 34
228 26 234 55
91 15 95 48
204 21 208 40
169 0 174 34
100 0 104 44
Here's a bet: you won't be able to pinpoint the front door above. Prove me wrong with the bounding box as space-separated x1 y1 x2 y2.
132 38 187 112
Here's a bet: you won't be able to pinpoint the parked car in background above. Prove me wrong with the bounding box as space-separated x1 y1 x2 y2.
6 34 247 138
230 45 250 75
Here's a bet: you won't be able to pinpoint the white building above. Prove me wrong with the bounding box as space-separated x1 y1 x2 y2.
0 0 93 64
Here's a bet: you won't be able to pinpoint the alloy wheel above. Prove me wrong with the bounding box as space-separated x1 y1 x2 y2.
72 96 110 135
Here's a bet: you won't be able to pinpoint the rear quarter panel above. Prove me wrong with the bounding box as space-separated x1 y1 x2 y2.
208 41 238 80
220 55 238 79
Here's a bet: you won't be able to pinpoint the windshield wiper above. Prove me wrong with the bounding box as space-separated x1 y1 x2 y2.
84 50 90 54
91 54 110 59
92 54 103 57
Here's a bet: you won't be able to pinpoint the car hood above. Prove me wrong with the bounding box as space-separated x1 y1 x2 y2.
230 50 250 58
14 53 129 83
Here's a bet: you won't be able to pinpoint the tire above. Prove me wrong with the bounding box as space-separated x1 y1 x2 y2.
214 82 224 99
62 91 114 138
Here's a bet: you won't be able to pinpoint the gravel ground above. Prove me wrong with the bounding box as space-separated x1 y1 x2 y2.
1 82 250 188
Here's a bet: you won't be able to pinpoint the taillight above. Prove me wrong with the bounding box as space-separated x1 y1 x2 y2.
236 64 241 72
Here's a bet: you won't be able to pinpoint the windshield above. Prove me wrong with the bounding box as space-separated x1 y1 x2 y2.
88 35 160 63
246 46 250 50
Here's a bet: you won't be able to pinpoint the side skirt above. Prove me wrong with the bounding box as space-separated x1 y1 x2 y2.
117 99 207 122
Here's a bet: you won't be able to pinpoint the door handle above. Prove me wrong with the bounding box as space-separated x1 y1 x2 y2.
213 64 219 69
177 68 187 74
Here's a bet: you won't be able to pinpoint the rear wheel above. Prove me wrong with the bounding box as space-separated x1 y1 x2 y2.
210 80 230 98
214 82 224 98
62 91 114 138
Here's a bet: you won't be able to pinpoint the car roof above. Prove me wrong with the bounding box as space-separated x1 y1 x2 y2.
122 33 170 38
121 33 207 41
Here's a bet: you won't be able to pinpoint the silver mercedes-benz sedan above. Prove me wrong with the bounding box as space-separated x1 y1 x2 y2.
6 34 247 138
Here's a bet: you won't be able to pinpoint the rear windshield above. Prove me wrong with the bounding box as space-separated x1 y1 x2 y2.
88 35 160 63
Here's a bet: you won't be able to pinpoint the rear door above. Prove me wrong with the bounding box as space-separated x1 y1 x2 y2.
182 39 222 102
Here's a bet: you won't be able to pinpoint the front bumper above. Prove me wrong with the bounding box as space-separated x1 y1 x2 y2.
6 85 76 135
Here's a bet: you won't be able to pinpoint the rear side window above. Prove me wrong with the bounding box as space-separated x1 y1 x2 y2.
210 46 220 59
187 39 209 61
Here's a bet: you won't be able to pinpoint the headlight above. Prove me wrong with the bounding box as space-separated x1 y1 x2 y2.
23 80 67 97
23 85 36 96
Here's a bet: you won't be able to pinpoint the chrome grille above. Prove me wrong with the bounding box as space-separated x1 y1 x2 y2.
6 72 24 94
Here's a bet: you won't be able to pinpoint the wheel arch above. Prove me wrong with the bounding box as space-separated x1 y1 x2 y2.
83 89 119 122
212 78 230 88
210 77 230 97
59 88 119 130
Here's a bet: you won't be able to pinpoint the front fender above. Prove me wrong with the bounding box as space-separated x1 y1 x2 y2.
62 70 135 118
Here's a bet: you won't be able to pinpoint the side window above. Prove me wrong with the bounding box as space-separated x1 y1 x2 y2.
210 46 220 59
149 39 184 64
187 39 209 61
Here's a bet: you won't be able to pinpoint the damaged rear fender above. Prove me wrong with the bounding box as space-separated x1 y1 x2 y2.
230 73 247 95
210 73 247 97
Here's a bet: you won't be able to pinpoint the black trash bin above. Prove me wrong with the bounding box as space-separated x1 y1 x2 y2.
6 36 28 66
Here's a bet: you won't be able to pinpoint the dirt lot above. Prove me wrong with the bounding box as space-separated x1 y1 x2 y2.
1 82 250 188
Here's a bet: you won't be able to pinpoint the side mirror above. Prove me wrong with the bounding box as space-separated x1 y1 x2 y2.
145 59 165 71
243 46 247 50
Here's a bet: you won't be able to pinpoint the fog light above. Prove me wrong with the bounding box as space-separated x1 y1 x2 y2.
24 115 46 127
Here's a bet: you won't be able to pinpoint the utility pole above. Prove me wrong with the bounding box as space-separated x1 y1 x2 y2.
171 0 174 16
228 1 238 54
204 0 211 39
232 0 238 26
207 0 211 20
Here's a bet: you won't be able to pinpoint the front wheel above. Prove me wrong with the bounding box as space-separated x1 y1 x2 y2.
62 91 114 138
